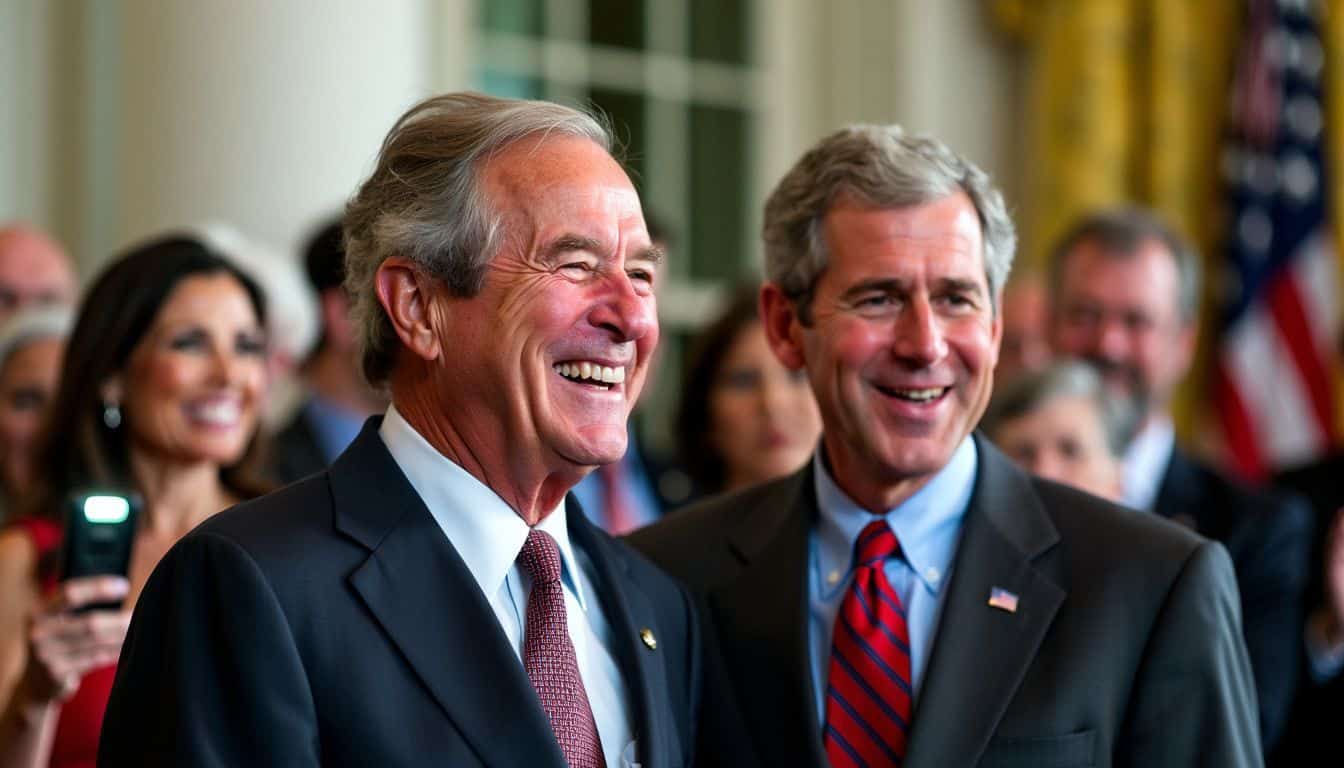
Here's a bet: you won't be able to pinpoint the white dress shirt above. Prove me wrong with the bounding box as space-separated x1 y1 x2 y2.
379 405 634 767
1122 417 1175 512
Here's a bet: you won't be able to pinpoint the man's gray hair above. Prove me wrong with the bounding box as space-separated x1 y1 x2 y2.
981 359 1139 458
762 124 1016 323
1048 206 1202 324
343 92 612 385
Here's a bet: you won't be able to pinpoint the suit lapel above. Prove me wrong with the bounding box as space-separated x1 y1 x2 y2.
904 438 1065 767
331 421 567 768
568 501 672 768
709 469 826 765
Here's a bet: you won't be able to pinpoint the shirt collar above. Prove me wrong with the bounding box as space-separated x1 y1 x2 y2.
378 403 588 611
1121 416 1174 511
814 436 977 597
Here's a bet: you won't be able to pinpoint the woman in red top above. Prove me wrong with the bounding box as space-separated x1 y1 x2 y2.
0 236 273 768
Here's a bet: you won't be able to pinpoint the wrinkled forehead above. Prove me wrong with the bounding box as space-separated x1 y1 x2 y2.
484 135 636 208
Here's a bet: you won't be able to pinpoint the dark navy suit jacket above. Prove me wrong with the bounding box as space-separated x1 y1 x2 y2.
100 419 701 767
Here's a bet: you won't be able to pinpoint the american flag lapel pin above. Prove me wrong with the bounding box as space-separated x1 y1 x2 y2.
988 586 1019 614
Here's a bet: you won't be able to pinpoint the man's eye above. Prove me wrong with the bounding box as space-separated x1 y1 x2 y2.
855 295 892 308
560 262 594 276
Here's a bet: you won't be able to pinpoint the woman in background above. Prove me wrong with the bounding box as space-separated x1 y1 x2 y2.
675 285 822 501
0 307 74 524
0 236 272 768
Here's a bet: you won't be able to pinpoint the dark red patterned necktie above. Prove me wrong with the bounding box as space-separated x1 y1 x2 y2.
517 528 605 767
823 519 913 767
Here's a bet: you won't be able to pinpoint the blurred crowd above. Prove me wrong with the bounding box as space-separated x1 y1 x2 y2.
0 98 1339 767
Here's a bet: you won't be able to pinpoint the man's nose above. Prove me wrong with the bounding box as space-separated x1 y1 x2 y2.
588 272 655 342
892 297 947 365
1095 316 1131 362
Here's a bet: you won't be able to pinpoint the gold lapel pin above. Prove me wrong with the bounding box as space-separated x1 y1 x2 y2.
639 628 657 650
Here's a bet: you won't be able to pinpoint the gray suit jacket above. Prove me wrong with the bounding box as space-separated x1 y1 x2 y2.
628 435 1261 767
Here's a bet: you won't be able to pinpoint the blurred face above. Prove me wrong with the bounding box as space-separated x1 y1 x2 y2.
116 273 268 467
1050 239 1194 417
0 229 76 324
765 192 1001 510
440 135 660 471
0 337 65 494
997 277 1051 383
991 394 1122 501
709 321 822 491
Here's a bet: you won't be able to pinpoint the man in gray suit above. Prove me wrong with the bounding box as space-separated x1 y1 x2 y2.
628 125 1261 766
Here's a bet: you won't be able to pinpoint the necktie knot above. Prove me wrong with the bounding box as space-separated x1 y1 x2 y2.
855 519 900 569
518 528 563 587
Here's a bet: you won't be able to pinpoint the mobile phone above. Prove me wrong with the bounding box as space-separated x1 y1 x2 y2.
59 489 141 608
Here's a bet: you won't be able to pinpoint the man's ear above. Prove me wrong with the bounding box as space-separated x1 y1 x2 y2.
760 282 807 370
1172 318 1198 377
374 257 443 363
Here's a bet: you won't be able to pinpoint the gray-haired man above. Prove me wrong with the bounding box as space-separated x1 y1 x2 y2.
102 93 701 767
629 126 1260 767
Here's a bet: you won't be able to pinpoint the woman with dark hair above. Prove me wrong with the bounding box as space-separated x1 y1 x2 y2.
676 284 822 500
0 235 272 768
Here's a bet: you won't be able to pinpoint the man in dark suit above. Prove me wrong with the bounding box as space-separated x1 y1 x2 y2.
268 217 386 485
101 92 699 767
1047 207 1312 751
1271 452 1344 766
629 126 1260 766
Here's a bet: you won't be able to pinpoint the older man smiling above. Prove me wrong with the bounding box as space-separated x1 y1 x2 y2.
102 93 701 768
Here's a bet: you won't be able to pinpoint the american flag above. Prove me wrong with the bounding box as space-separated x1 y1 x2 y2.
1214 0 1340 480
987 587 1019 614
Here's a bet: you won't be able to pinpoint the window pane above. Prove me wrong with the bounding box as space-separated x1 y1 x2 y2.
588 87 648 194
480 71 544 100
690 0 748 65
589 0 644 50
480 0 543 37
689 105 751 281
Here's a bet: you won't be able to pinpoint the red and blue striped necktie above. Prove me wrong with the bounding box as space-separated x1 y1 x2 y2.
823 519 913 767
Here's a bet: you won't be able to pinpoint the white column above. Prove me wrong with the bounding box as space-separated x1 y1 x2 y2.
104 0 438 260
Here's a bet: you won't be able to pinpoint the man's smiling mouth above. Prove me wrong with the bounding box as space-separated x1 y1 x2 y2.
554 361 626 389
874 385 950 403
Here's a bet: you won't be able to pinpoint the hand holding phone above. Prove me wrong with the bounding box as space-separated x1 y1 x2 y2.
23 577 130 702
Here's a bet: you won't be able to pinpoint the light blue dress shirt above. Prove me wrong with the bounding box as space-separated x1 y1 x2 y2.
809 436 978 722
379 405 634 767
303 395 366 463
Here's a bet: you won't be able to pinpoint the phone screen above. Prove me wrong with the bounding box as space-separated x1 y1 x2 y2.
60 490 141 585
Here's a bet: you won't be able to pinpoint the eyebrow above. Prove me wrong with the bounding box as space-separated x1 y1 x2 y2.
542 234 665 265
935 277 986 295
840 278 906 300
840 276 986 300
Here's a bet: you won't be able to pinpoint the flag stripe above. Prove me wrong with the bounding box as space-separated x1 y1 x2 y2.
1268 269 1335 444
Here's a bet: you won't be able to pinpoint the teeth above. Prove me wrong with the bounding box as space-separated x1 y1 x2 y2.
191 401 241 425
893 387 944 402
553 362 626 385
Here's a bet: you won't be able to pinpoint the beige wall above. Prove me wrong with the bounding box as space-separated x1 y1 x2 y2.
759 0 1023 226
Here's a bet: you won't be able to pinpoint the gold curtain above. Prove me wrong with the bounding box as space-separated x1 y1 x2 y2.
994 0 1344 443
